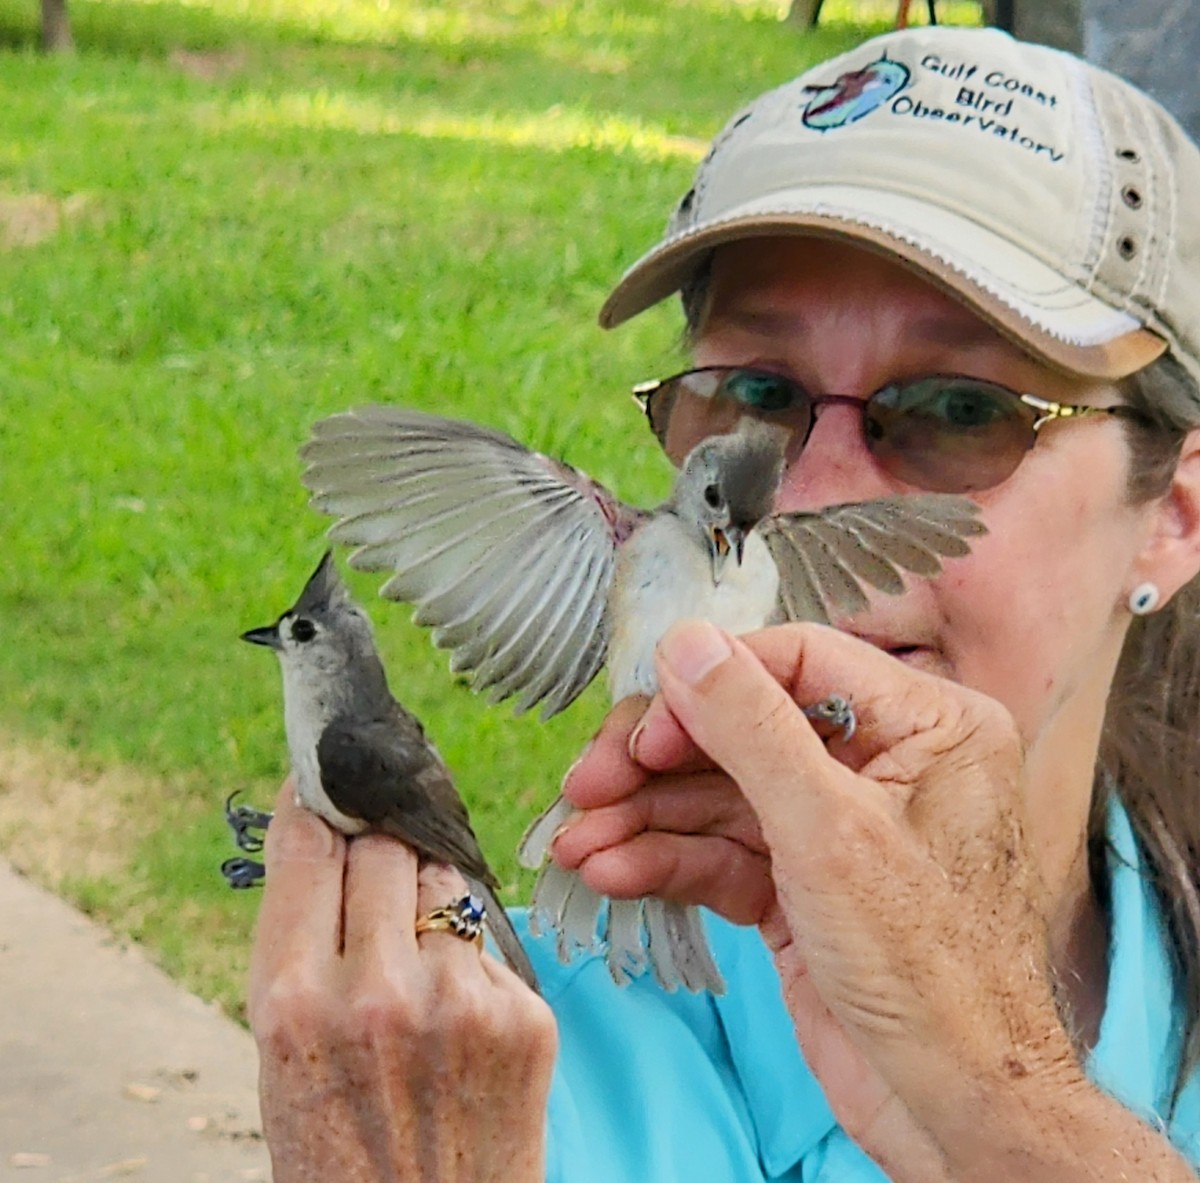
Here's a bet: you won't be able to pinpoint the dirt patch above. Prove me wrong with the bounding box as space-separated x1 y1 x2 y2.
0 739 141 886
0 192 92 248
168 47 249 81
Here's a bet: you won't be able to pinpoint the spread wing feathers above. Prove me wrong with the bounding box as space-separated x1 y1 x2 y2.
760 494 986 623
301 406 643 720
316 713 497 887
521 795 725 993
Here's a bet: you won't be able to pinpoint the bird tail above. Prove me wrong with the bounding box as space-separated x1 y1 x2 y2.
643 898 727 995
517 795 573 868
468 878 541 995
520 795 726 994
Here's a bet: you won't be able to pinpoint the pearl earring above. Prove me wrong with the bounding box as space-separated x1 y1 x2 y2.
1129 582 1161 615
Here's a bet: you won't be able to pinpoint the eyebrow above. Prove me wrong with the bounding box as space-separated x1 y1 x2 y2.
711 306 1010 352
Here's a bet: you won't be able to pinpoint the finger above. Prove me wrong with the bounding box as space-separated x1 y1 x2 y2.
560 695 650 809
551 773 764 870
413 862 490 975
643 621 984 780
651 622 867 861
341 831 421 965
577 833 775 926
249 781 348 1015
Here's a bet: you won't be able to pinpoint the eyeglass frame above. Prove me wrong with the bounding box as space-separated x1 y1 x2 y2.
631 366 1146 468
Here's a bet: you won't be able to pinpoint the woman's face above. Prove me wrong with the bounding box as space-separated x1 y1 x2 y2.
691 237 1158 772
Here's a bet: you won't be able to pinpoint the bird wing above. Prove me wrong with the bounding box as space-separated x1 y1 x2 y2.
319 712 541 992
316 712 498 887
759 494 986 622
301 406 644 720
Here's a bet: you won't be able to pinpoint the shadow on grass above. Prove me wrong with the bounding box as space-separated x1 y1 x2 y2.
0 0 906 139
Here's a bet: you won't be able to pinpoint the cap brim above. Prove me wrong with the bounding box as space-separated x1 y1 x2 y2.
600 186 1165 381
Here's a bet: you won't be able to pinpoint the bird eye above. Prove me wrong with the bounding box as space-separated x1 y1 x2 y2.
703 483 721 509
291 618 317 643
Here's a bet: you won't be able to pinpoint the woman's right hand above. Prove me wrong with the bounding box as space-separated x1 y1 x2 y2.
248 785 558 1183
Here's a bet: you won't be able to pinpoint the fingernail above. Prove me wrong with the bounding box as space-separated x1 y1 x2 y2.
627 718 647 762
657 621 732 686
561 738 595 791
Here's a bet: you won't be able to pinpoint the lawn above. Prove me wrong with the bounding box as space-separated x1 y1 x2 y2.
0 0 980 1016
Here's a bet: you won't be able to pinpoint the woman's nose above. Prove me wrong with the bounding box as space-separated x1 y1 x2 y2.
774 400 897 513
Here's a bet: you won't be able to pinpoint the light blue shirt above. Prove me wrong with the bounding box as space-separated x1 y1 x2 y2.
512 802 1200 1180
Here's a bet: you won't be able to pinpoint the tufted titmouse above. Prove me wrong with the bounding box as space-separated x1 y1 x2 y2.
241 552 538 992
299 407 985 992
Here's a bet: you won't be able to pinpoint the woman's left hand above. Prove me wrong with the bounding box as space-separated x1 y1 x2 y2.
554 619 1084 1180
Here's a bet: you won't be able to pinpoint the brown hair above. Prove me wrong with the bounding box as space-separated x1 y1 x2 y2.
1098 353 1200 1106
681 266 1200 1100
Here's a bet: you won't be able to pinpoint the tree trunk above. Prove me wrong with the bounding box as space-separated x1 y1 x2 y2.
785 0 823 27
41 0 73 53
1012 0 1082 49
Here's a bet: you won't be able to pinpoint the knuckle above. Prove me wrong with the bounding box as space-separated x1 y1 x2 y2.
250 975 337 1059
342 982 422 1046
519 994 560 1062
488 989 559 1066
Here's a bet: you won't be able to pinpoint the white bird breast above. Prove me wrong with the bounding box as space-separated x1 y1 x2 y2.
607 518 780 702
280 660 370 835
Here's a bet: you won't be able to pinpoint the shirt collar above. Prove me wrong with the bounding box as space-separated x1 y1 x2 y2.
710 797 1185 1176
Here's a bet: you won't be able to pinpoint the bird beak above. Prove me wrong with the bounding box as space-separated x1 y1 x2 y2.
241 623 283 651
709 526 746 584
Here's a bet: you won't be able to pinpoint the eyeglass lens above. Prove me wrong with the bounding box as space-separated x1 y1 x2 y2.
647 369 1040 494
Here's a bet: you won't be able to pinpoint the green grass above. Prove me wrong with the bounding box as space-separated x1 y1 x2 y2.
0 0 980 1015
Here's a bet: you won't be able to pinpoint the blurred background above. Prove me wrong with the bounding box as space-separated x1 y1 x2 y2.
3 0 1182 1021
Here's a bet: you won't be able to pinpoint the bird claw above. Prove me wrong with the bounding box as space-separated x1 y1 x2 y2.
224 790 274 853
802 694 856 743
221 857 266 889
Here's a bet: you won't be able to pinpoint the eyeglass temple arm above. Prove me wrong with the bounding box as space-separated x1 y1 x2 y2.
631 379 662 412
1021 393 1137 432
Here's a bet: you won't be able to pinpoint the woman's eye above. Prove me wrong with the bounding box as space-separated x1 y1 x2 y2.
723 371 796 412
935 385 1007 427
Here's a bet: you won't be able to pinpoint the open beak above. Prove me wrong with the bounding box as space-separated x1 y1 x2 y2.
709 526 747 584
241 623 283 651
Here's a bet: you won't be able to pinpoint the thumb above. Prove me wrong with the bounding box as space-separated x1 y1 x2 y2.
652 620 851 847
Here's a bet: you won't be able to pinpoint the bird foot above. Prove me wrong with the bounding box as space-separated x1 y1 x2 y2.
221 857 266 889
224 790 274 853
802 694 856 742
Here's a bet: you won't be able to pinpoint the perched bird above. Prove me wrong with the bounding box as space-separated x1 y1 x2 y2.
299 406 986 993
242 552 538 992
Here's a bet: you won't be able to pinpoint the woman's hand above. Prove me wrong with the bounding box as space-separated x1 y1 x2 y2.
555 620 1086 1180
248 787 557 1183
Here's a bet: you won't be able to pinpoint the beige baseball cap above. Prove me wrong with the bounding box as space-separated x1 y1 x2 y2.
600 26 1200 388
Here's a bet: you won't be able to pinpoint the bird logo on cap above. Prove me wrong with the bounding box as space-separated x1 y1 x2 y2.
801 56 910 131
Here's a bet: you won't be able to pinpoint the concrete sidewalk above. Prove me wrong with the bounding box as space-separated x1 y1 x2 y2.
0 860 271 1183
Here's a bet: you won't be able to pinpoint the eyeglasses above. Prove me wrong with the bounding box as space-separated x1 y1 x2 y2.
632 367 1144 494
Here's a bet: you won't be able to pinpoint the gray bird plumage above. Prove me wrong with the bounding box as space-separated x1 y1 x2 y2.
242 552 538 992
299 406 987 994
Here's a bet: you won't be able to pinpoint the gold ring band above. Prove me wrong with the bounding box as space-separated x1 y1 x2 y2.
414 895 486 948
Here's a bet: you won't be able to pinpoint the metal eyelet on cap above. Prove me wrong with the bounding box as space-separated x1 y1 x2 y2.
1118 236 1138 259
1117 147 1141 162
1122 185 1143 209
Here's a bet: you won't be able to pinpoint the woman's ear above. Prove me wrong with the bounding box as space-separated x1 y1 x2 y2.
1132 427 1200 606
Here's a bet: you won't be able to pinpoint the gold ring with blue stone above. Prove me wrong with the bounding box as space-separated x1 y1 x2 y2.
415 894 486 949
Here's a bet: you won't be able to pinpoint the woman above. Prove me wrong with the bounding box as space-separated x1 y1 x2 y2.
248 24 1200 1181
